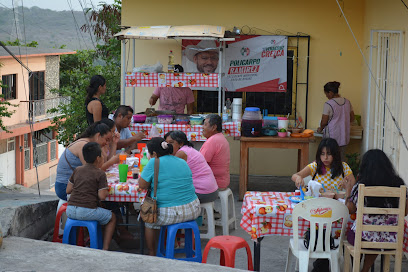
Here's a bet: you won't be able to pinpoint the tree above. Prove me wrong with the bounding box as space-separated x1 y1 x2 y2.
49 1 122 146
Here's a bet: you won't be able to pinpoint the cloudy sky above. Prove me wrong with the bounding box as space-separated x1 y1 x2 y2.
0 0 116 11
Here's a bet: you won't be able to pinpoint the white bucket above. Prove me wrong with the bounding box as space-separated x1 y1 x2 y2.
278 119 289 130
232 98 242 122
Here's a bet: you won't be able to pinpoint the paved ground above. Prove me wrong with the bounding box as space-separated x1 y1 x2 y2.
2 175 408 271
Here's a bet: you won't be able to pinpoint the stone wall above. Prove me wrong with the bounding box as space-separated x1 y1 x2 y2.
45 55 60 99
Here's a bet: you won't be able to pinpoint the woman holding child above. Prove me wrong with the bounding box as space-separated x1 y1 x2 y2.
138 137 201 256
55 121 114 201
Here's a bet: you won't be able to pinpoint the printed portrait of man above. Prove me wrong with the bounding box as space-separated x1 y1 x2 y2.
184 40 219 73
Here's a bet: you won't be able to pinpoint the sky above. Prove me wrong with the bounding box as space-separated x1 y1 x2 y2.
0 0 116 11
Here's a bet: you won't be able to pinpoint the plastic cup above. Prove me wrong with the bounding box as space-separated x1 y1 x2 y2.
295 190 301 196
118 164 128 183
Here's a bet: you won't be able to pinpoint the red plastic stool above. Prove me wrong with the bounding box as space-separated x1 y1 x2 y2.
202 235 253 270
52 203 85 246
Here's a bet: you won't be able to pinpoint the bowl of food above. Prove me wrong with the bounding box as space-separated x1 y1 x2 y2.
291 128 303 134
320 192 335 199
175 114 189 125
277 128 287 137
133 114 146 123
335 191 346 200
157 115 173 124
189 115 204 125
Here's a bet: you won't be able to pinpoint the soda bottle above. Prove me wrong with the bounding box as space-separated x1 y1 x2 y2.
119 148 127 164
140 150 149 173
226 98 232 121
222 106 228 122
168 50 175 73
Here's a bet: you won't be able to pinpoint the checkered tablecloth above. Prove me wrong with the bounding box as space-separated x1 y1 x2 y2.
105 166 147 203
129 121 240 141
125 72 219 88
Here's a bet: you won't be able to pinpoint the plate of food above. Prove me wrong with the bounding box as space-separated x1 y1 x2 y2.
288 196 304 203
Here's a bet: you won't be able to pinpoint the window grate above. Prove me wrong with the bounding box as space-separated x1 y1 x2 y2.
1 74 17 100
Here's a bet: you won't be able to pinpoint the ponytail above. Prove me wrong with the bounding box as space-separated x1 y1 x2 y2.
85 75 106 105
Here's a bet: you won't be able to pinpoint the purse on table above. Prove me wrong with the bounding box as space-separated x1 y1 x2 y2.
140 158 159 223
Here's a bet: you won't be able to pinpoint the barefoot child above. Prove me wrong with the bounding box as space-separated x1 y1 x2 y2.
66 142 116 250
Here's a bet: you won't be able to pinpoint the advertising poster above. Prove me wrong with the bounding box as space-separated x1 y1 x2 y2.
182 36 287 92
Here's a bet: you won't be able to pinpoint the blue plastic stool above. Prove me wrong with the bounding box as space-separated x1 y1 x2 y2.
62 218 103 249
157 220 202 262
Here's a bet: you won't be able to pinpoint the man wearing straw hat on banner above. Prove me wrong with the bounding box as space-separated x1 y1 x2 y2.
185 40 219 73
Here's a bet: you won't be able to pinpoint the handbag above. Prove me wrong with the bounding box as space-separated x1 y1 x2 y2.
140 158 159 223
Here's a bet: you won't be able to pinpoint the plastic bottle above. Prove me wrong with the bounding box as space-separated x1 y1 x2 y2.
226 98 232 121
119 148 127 164
150 123 160 138
222 106 228 122
140 150 149 173
168 50 175 73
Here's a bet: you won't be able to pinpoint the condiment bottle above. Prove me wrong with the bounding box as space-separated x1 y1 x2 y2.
168 50 175 73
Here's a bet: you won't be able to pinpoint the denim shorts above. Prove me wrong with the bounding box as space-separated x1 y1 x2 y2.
66 205 112 225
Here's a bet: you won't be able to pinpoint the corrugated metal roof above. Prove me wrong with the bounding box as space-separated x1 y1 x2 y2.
0 46 76 59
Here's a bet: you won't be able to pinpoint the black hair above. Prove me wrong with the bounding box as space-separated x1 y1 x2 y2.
78 121 110 139
114 105 133 119
85 75 106 105
147 137 173 158
82 142 102 164
315 138 343 179
323 81 340 94
100 118 115 130
164 130 194 147
350 149 404 208
206 114 222 132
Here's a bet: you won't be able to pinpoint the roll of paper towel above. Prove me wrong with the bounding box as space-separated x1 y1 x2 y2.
232 98 242 122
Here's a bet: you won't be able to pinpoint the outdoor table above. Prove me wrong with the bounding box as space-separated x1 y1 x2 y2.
240 191 408 271
105 166 148 253
129 121 240 141
239 136 316 200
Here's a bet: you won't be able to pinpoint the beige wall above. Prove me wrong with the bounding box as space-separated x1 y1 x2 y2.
362 0 408 181
0 56 46 127
121 0 365 175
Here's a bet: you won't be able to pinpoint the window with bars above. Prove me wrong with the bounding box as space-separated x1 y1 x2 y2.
1 74 17 100
29 71 45 101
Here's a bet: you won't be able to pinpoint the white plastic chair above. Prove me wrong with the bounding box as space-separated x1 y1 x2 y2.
214 188 237 235
199 201 215 239
285 197 349 272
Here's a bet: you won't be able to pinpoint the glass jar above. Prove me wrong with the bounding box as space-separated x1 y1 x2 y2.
241 107 262 137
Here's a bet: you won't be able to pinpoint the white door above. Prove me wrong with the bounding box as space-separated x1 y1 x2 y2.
0 138 16 186
366 30 403 169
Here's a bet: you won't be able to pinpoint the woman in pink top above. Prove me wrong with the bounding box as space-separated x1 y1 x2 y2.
200 114 231 190
317 81 354 160
165 131 219 203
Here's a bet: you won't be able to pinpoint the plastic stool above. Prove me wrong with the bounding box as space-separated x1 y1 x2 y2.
62 218 103 249
157 220 202 262
215 189 237 235
52 203 68 243
199 202 215 239
202 235 253 270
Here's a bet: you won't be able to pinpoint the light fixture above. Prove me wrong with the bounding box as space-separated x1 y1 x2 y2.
232 26 241 35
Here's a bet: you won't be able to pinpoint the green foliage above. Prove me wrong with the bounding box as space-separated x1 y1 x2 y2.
346 152 360 176
1 39 38 47
49 50 120 146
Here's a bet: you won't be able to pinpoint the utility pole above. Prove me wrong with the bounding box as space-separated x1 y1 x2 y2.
12 0 23 42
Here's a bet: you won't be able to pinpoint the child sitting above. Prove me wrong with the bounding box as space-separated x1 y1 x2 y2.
291 137 356 191
344 149 408 272
66 142 116 250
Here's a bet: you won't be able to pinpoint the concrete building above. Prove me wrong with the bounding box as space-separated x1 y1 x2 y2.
119 0 408 182
0 46 75 187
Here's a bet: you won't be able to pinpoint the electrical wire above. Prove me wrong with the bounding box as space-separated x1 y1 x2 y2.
67 0 90 51
401 0 408 10
335 0 408 152
77 0 97 50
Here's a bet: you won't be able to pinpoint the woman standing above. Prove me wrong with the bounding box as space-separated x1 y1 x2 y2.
317 81 354 160
55 122 112 201
139 137 200 256
85 75 110 125
165 131 219 203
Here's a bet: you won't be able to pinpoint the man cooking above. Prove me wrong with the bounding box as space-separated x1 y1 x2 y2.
149 87 194 115
185 40 219 73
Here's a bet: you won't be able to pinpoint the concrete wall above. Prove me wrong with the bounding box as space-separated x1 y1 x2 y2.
45 55 60 98
121 0 365 175
361 0 408 182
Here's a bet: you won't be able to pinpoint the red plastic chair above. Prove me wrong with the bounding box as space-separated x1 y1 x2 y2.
202 235 253 270
52 203 85 246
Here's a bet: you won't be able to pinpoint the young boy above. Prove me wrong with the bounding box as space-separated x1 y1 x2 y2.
66 142 116 250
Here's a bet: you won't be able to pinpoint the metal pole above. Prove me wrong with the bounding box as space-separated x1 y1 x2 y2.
132 39 136 109
121 40 126 105
218 39 223 115
305 36 310 128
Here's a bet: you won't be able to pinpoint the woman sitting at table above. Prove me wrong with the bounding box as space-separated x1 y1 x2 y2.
139 137 201 256
55 121 112 201
291 138 356 192
344 149 408 272
165 130 219 203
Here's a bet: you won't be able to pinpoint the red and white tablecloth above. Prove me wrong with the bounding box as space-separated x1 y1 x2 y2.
105 166 147 203
125 72 219 88
129 122 240 141
241 191 408 253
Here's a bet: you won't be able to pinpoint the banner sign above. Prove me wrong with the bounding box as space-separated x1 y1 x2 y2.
182 35 287 92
